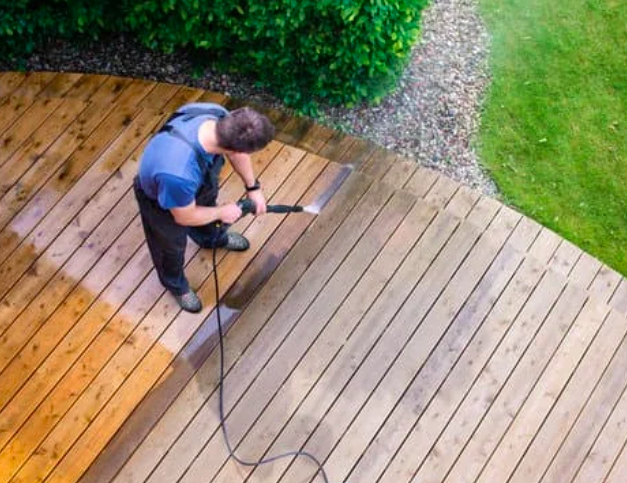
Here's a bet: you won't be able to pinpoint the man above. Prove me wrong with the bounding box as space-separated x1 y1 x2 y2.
134 102 275 313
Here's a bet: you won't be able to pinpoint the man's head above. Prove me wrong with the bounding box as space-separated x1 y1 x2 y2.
216 107 275 154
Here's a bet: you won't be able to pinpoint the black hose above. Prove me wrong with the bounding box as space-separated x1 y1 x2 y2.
212 247 332 483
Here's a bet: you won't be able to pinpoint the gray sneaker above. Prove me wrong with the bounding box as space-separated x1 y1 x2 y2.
223 232 250 251
174 290 202 313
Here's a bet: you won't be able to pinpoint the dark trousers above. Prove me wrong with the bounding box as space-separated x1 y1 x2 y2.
133 160 228 296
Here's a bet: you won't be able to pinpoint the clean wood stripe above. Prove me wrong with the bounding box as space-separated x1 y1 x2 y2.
87 77 134 105
0 96 38 135
161 86 207 113
0 93 137 234
136 83 178 111
62 74 110 101
0 188 142 410
10 71 58 99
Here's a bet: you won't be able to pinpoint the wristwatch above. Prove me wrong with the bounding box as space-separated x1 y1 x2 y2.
245 179 261 192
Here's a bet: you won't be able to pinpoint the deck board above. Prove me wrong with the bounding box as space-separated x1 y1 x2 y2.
509 307 627 483
0 98 88 198
0 97 64 167
1 73 627 483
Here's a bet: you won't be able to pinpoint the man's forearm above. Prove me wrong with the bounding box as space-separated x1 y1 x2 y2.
172 205 222 226
228 153 256 187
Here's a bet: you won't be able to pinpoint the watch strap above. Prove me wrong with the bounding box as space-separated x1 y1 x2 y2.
245 179 261 191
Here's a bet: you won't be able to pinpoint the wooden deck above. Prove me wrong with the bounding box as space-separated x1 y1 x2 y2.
1 71 627 483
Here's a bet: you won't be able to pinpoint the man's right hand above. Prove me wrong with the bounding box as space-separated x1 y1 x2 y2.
171 201 242 226
218 203 243 224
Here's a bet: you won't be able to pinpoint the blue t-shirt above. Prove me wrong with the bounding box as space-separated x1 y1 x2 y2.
138 103 228 209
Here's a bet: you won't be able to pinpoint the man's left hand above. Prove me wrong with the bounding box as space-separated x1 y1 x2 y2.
247 189 267 214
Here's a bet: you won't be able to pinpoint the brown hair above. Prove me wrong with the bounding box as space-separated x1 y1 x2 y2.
216 107 275 153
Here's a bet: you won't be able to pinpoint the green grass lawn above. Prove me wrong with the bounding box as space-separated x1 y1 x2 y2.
478 0 627 274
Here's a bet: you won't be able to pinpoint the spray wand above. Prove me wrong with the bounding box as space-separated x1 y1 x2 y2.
237 198 310 216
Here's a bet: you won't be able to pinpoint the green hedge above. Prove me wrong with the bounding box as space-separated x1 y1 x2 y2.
1 0 428 108
0 0 121 62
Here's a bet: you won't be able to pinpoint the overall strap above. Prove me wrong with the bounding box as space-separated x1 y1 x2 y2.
164 106 227 125
158 105 227 175
159 124 211 176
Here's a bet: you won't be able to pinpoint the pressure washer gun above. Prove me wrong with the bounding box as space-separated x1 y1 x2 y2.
237 198 306 217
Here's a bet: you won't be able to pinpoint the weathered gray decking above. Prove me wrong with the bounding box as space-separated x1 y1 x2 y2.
1 72 627 483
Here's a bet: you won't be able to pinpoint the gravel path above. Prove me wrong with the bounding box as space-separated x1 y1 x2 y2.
0 0 498 196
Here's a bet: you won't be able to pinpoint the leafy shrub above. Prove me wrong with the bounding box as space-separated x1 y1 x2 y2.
126 0 427 108
1 0 428 108
0 0 121 64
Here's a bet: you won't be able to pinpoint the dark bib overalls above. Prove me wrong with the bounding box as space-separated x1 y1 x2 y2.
133 110 228 296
